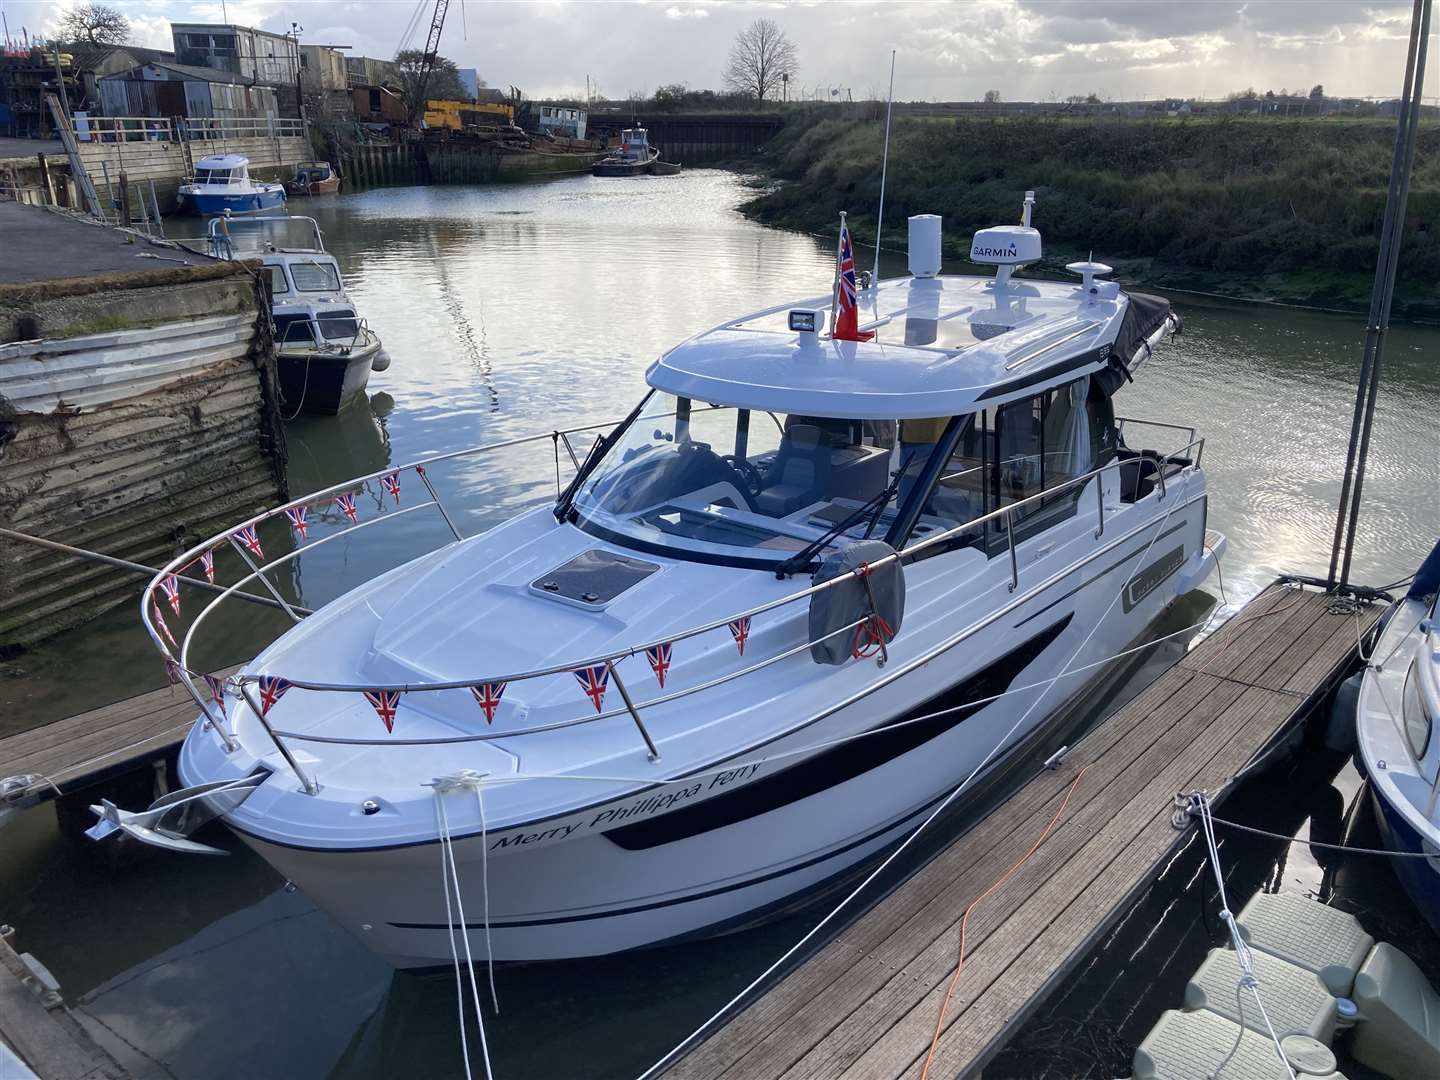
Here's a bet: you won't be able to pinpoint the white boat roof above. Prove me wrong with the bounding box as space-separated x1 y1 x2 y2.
196 153 249 169
647 273 1148 420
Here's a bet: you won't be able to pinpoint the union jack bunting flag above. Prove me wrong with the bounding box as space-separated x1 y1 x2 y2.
645 642 673 688
152 600 177 647
363 688 402 733
728 616 752 656
382 472 401 506
200 549 215 584
574 664 610 714
204 674 228 720
335 492 359 525
165 657 182 686
469 681 506 724
235 525 264 560
256 675 292 716
284 505 309 540
160 574 181 615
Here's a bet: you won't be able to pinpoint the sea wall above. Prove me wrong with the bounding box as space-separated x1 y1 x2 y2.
0 262 287 649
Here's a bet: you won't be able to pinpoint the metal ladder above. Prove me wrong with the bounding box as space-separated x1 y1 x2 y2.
45 93 103 217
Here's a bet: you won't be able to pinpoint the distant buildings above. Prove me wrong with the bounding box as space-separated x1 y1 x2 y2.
170 23 299 88
97 61 281 126
535 104 586 140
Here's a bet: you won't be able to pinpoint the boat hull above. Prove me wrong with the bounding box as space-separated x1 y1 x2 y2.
276 341 379 415
286 178 341 196
177 188 287 216
1370 780 1440 933
197 500 1214 966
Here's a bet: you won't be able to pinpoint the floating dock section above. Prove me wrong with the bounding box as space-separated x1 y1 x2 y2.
0 203 286 649
666 582 1384 1079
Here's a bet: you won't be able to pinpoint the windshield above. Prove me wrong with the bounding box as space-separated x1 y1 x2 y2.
291 261 341 292
571 393 905 567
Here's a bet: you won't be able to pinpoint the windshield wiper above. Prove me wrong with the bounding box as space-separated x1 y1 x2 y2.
774 451 915 579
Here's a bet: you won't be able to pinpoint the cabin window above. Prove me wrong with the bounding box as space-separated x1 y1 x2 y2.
896 377 1115 560
570 393 899 569
290 261 341 292
1403 661 1433 761
267 266 289 295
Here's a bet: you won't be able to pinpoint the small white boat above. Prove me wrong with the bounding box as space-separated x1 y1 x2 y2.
206 215 387 414
176 154 286 216
1355 540 1440 931
109 198 1221 968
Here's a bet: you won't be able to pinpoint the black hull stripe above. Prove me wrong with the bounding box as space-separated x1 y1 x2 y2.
602 616 1073 850
390 792 942 931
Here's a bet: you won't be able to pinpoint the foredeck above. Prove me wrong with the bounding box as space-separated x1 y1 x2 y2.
664 581 1383 1079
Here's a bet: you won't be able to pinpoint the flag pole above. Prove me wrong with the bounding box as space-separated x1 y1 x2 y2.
870 49 897 291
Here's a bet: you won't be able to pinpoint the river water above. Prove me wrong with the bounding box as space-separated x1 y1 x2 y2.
1 171 1437 1079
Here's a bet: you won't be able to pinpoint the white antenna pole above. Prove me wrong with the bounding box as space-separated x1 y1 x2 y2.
870 49 896 290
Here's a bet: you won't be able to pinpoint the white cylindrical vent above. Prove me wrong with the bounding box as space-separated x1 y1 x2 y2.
908 215 942 278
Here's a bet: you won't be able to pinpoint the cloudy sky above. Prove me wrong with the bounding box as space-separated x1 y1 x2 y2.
2 1 1428 103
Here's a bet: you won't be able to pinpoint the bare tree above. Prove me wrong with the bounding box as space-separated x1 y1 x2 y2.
983 89 1001 104
722 18 798 103
58 3 130 46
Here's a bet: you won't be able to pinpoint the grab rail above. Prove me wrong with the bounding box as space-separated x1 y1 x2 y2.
143 416 1204 792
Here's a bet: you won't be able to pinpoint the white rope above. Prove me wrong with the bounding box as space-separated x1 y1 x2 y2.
1188 790 1297 1080
636 473 1198 1079
429 770 498 1080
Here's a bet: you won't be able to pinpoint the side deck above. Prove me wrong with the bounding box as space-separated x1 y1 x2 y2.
666 582 1383 1079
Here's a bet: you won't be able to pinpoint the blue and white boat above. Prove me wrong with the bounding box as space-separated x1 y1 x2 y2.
176 154 286 216
1356 539 1440 931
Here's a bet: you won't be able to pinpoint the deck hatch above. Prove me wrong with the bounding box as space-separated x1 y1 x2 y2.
530 548 660 606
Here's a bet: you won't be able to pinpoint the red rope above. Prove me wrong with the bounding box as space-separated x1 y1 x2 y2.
917 763 1091 1079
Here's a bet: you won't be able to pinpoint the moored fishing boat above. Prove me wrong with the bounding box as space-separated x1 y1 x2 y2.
176 154 286 215
98 198 1221 969
206 215 388 415
593 126 661 176
286 161 341 196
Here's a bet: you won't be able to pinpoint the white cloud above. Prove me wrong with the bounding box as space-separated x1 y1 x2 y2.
3 0 1429 102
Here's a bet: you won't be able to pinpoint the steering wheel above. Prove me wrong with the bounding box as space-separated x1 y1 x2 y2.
722 454 766 496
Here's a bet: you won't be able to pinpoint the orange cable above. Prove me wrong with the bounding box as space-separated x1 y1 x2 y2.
917 762 1091 1080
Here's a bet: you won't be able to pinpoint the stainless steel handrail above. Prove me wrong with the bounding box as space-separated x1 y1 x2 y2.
143 413 1203 784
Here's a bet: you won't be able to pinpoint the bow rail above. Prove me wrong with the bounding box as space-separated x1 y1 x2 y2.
142 413 1204 795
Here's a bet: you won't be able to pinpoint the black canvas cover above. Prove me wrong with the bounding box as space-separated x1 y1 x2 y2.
1095 291 1173 396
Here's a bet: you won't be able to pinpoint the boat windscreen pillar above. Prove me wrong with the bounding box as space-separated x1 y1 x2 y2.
675 397 692 442
735 409 750 462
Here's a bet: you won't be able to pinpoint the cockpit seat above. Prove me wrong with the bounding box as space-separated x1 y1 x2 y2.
756 424 832 516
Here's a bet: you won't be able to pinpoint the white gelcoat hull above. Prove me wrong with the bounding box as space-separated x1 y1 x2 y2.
200 493 1213 967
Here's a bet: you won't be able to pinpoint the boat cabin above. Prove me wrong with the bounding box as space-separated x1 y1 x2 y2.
190 153 257 187
291 161 335 185
563 215 1177 573
615 127 652 160
204 215 359 346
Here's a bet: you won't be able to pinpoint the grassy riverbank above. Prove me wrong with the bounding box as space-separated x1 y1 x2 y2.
741 114 1440 318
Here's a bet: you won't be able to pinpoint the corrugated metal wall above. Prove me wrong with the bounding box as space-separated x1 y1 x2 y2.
0 271 286 648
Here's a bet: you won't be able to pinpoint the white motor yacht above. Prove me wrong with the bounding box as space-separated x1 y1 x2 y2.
104 202 1222 968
